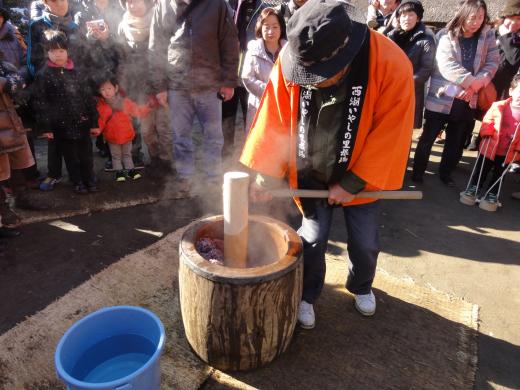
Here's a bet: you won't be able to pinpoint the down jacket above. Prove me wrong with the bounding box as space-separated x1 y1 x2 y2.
241 38 286 132
149 0 239 93
97 96 150 144
479 98 520 164
388 22 435 128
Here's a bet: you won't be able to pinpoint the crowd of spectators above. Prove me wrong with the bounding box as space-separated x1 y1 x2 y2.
0 0 519 238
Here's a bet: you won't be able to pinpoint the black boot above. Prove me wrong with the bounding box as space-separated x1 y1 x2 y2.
0 226 21 238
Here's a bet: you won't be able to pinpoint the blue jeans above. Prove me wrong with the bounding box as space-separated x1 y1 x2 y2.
298 201 380 303
168 90 223 179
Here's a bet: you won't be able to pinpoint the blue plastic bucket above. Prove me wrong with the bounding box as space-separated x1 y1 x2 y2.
55 306 165 390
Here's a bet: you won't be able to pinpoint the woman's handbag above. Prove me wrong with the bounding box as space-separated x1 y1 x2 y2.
0 92 27 154
475 81 497 121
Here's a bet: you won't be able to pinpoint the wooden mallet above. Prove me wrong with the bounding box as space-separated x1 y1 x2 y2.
223 171 250 268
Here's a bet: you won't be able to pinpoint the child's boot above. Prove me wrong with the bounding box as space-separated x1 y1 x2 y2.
460 185 478 206
479 192 499 212
127 169 142 180
115 170 126 182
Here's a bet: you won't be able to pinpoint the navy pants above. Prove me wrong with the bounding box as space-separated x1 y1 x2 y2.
298 201 380 303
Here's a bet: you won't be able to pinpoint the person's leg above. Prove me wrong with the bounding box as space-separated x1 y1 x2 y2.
486 156 507 196
155 106 173 165
194 90 224 180
439 119 470 180
221 91 239 159
412 111 447 180
169 90 196 180
121 141 134 170
60 139 82 185
469 155 492 187
108 143 124 171
298 202 334 304
140 112 159 161
343 202 380 295
78 136 94 186
47 138 63 179
131 118 144 167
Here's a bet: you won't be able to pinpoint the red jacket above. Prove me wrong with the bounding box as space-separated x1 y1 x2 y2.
97 97 151 145
479 98 520 164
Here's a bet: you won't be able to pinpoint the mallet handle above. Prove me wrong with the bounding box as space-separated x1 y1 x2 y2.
269 189 423 200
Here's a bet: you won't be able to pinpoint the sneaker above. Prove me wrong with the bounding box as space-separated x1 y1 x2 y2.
133 159 145 169
39 177 62 191
104 160 115 172
462 185 477 197
512 192 520 200
483 192 498 204
73 183 88 195
297 300 315 329
115 170 126 182
354 291 376 316
127 169 142 180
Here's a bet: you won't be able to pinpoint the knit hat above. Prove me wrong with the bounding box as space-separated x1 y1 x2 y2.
281 0 367 85
501 0 520 17
395 0 424 20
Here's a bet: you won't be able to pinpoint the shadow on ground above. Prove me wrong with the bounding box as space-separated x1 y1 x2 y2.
201 277 519 390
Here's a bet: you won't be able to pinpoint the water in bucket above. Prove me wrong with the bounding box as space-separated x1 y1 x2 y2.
56 306 164 390
71 334 155 382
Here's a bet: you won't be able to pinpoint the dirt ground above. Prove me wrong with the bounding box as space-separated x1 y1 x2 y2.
0 134 519 389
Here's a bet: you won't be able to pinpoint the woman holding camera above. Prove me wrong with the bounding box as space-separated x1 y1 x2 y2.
411 0 499 186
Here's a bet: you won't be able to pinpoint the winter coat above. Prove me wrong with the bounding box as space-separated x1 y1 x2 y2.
479 98 520 164
240 29 415 208
388 23 435 128
97 96 150 144
425 25 499 115
32 60 98 139
0 22 25 70
149 0 239 93
26 10 84 77
0 61 27 154
116 10 153 101
241 38 286 131
493 27 520 99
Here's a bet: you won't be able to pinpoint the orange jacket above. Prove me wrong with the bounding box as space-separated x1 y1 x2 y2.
479 98 520 164
240 30 415 208
97 97 151 145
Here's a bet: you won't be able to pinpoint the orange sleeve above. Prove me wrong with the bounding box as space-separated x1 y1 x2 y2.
479 103 499 137
97 101 109 132
239 58 292 178
349 32 415 191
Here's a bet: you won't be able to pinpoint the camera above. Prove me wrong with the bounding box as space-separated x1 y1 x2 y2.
86 19 107 32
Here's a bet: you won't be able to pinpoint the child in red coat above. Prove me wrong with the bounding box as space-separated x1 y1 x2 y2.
462 74 520 206
93 77 152 181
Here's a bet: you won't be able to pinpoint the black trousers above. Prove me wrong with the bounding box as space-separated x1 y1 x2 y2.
413 110 473 178
47 138 64 179
58 137 94 185
222 86 248 158
470 155 507 195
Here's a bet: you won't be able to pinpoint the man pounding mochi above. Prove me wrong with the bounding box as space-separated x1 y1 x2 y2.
240 0 414 329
